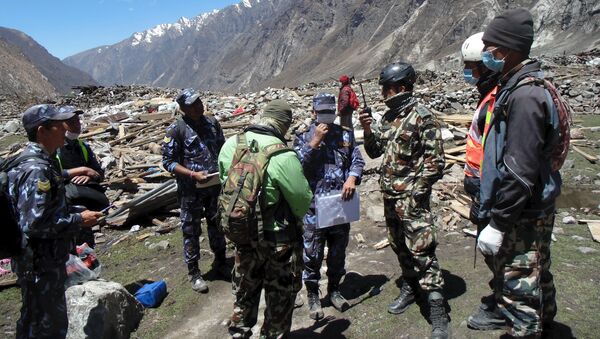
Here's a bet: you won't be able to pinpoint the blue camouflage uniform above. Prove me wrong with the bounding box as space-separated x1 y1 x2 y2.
7 143 83 339
162 115 227 269
294 122 364 291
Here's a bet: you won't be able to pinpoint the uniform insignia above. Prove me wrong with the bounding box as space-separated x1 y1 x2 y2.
163 136 172 143
37 179 51 192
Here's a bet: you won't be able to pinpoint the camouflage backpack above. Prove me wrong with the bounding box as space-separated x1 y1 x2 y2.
218 133 291 245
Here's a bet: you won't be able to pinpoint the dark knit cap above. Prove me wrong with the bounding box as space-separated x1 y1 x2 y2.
482 8 534 55
262 99 293 125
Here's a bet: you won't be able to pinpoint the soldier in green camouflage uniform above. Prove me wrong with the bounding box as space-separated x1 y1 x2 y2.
359 62 449 339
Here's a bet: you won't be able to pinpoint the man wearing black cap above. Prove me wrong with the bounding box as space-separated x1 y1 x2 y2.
5 104 102 338
54 106 109 248
476 8 560 338
162 89 228 293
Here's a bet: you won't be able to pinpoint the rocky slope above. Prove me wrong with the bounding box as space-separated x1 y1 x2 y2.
63 0 600 92
0 27 97 94
0 37 57 103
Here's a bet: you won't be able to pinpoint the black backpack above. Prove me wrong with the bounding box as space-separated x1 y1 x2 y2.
0 154 44 258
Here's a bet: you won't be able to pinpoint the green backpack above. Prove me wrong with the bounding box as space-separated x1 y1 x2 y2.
219 133 290 246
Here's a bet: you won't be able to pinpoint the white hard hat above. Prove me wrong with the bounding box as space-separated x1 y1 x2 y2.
461 32 485 62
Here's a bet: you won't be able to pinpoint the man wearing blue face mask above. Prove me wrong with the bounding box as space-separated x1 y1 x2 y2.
476 8 562 338
293 93 364 320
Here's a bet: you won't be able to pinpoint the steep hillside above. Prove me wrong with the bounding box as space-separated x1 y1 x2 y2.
0 27 97 94
0 37 57 101
64 0 600 92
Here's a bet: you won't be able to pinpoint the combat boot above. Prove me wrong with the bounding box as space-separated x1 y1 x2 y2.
328 282 349 312
428 291 449 339
190 271 208 293
306 284 323 320
467 303 506 330
388 279 415 314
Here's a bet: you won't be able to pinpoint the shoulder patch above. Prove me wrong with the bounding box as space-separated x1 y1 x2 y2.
415 105 433 118
163 136 172 143
37 179 51 192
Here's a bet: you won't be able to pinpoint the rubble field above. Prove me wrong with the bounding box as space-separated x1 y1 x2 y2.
1 51 600 338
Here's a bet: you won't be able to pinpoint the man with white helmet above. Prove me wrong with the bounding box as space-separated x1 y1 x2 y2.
460 32 506 331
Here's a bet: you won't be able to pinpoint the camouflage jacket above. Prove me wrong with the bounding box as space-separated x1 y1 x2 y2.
162 115 225 195
364 93 445 200
7 143 82 272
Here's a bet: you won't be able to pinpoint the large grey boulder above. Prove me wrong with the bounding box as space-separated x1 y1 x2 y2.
66 280 144 339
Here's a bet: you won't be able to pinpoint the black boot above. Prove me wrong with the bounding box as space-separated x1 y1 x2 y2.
328 282 349 312
428 291 449 339
467 302 506 330
388 279 416 314
306 283 323 320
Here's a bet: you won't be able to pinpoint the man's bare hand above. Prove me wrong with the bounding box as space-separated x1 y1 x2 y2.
309 124 329 149
80 210 103 228
341 176 357 201
70 166 100 179
358 109 373 135
71 175 91 185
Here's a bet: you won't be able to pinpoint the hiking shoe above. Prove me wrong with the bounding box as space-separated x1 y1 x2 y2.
329 290 349 312
307 292 324 320
191 272 208 293
428 292 449 339
388 280 415 314
467 305 506 330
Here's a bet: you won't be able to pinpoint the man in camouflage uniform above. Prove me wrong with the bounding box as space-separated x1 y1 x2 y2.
294 93 364 320
477 9 559 338
359 62 448 339
162 89 227 293
219 100 313 339
7 104 102 339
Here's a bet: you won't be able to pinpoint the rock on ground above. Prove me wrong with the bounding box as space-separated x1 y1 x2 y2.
66 280 144 339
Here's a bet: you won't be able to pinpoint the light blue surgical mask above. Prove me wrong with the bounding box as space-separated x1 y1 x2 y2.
463 69 479 85
481 49 505 73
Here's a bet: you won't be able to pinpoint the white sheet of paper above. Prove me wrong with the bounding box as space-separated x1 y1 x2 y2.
315 190 360 229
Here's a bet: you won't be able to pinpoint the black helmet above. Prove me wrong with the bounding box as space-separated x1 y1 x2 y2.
378 62 416 86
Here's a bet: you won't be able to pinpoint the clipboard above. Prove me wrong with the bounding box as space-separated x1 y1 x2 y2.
315 189 360 228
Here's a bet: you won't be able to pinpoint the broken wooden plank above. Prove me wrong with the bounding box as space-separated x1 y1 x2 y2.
572 145 598 163
444 145 466 155
445 154 466 163
450 201 470 219
373 238 390 250
587 222 600 243
462 228 477 238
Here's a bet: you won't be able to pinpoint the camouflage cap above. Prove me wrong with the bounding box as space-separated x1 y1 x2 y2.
176 88 201 107
22 104 77 132
312 92 336 113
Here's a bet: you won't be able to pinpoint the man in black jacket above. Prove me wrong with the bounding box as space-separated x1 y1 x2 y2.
476 8 560 338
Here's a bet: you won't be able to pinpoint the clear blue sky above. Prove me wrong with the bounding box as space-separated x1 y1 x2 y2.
0 0 240 59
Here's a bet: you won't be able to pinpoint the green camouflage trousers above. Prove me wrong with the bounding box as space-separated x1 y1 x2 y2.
493 214 557 337
229 240 303 339
383 197 444 291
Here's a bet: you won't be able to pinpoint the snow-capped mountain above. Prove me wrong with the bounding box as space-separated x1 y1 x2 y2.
63 0 600 92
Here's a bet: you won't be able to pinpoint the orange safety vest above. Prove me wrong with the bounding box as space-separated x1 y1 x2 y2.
464 86 498 178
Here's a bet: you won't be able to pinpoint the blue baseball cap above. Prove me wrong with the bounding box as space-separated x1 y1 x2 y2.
176 88 201 107
22 104 77 132
312 93 336 113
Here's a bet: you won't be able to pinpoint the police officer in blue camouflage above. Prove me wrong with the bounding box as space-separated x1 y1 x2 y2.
162 89 228 293
7 104 102 339
293 93 365 320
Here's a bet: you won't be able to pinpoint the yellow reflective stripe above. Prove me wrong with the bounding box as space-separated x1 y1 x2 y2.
78 139 89 163
55 153 64 171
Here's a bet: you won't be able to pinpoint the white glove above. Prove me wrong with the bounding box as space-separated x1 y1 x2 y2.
477 225 505 256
